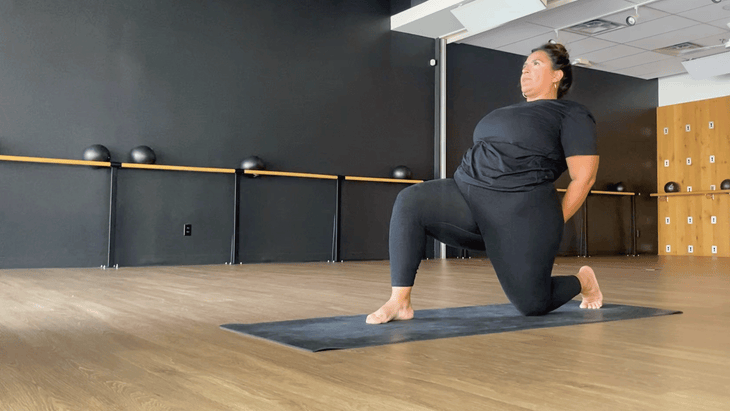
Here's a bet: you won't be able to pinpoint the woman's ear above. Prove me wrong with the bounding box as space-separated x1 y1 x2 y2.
553 69 564 83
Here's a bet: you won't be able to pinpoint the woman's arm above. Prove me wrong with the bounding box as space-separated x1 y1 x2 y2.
562 155 599 222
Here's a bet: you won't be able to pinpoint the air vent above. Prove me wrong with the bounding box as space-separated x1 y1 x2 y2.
565 19 624 35
654 42 704 57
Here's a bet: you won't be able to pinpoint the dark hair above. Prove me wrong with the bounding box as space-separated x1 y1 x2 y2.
531 43 572 99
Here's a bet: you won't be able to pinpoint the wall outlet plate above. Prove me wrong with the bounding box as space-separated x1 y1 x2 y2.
712 216 717 224
686 157 692 165
686 124 691 132
665 217 670 224
711 185 716 191
664 159 669 167
664 127 669 135
709 121 714 129
184 224 192 236
710 155 715 163
712 246 718 254
687 186 692 192
666 245 671 252
688 245 694 253
688 216 693 224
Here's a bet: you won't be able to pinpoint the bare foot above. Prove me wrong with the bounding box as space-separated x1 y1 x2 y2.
366 299 414 324
577 265 603 309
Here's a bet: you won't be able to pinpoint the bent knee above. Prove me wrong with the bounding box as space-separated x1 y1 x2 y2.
394 184 427 210
513 301 550 317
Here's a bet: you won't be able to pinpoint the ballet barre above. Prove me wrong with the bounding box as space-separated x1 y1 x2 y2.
0 154 424 267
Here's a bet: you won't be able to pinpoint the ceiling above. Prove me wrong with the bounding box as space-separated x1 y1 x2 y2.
392 0 730 80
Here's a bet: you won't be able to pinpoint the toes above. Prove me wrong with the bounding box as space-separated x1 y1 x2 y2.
366 312 384 324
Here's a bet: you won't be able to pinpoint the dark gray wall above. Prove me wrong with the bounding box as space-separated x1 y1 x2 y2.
446 44 658 256
0 0 435 268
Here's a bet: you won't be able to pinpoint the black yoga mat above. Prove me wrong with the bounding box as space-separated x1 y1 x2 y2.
221 301 681 352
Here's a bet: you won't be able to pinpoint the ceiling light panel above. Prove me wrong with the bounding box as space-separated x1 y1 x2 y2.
565 19 624 35
682 51 730 79
393 8 466 37
450 0 547 35
595 15 697 43
627 23 726 50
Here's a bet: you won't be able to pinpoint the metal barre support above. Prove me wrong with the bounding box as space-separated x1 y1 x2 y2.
230 171 242 264
630 194 637 256
330 175 344 262
105 163 121 269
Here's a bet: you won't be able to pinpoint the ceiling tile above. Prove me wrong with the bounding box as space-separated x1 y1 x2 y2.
563 37 618 56
497 32 565 56
615 57 686 79
707 16 730 30
577 44 645 63
681 3 730 23
646 0 715 14
599 50 673 69
627 23 726 50
595 15 697 43
460 23 553 48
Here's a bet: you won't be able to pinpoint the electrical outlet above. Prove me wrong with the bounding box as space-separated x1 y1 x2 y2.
184 224 192 236
710 155 715 163
688 216 693 224
709 121 714 129
687 186 692 192
712 246 718 254
664 127 669 135
711 216 717 224
686 157 692 165
666 245 671 253
711 185 716 191
686 124 691 132
665 217 670 224
664 159 669 167
688 245 693 253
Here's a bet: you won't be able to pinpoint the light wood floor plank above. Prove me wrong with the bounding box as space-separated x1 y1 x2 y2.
1 256 728 410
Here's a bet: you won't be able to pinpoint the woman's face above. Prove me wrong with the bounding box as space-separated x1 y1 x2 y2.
520 50 563 100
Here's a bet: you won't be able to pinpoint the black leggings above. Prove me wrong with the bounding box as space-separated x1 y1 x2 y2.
389 178 581 316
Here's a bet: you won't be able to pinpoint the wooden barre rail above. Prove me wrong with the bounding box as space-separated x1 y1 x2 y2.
243 169 338 180
650 190 730 197
345 176 424 184
556 188 637 196
122 163 235 174
0 154 424 184
0 154 111 168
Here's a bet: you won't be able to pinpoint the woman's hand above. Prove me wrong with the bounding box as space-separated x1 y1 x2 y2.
562 155 599 222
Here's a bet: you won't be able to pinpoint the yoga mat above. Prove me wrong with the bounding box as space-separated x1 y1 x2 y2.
221 301 681 352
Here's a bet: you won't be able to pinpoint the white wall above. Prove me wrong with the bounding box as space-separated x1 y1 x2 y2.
658 73 730 107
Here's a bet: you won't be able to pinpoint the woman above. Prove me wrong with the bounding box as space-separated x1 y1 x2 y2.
367 43 603 325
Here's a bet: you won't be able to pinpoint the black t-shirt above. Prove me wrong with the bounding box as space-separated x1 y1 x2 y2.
454 99 597 192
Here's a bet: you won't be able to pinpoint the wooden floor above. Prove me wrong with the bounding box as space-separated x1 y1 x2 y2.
1 256 728 410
